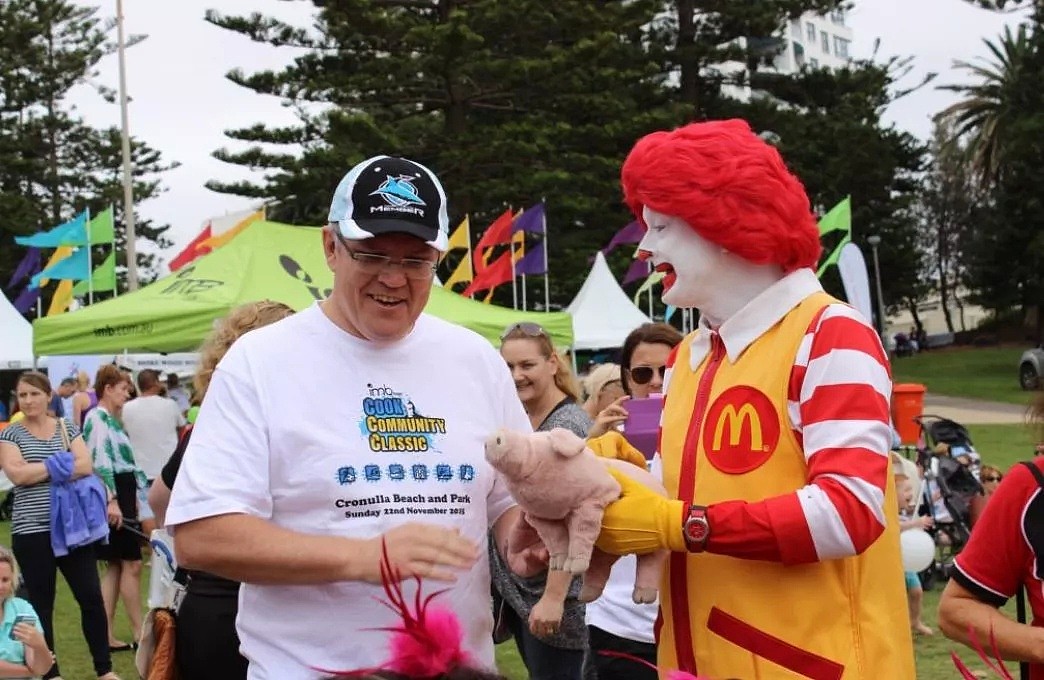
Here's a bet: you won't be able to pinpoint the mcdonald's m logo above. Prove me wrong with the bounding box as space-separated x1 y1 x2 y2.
702 386 780 475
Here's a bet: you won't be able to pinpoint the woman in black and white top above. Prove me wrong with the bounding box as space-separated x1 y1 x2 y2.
0 371 118 680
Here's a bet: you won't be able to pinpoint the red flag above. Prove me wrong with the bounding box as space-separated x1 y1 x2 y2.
462 250 514 297
168 225 213 271
473 209 514 274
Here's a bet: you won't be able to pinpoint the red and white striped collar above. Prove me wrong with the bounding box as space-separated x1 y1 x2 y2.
688 268 823 369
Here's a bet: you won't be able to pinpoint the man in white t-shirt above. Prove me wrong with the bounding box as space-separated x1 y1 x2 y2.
166 155 538 680
165 373 190 414
122 369 185 481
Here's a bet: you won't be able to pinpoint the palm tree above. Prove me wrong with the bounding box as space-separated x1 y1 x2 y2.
936 24 1033 186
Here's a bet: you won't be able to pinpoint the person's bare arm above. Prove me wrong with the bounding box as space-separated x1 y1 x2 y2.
174 513 478 585
68 434 92 479
492 506 550 578
0 442 48 486
148 478 172 528
0 660 35 678
938 578 1044 664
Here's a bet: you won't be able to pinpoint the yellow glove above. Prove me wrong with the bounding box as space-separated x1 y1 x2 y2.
596 466 687 555
587 431 648 470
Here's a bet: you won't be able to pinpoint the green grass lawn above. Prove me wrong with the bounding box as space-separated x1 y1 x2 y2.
891 345 1031 405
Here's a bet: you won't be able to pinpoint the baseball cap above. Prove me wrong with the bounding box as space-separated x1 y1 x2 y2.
328 155 450 252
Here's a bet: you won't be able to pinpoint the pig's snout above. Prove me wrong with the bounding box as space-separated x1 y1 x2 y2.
484 432 508 465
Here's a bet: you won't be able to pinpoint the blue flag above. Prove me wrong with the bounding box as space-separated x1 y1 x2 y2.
29 248 90 289
15 211 89 248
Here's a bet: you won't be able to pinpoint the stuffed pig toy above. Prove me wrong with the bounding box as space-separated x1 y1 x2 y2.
485 427 669 630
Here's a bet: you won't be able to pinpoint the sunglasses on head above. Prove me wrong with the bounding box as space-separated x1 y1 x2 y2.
501 322 548 342
629 365 666 385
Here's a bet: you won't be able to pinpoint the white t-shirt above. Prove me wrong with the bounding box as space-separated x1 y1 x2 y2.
121 394 185 480
585 455 662 644
166 305 529 680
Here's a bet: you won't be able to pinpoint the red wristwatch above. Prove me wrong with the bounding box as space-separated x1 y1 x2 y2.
682 505 710 552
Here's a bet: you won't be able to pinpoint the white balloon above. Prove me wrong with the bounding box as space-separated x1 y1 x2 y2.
900 529 936 573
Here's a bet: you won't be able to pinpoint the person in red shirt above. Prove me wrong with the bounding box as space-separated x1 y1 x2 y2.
939 393 1044 677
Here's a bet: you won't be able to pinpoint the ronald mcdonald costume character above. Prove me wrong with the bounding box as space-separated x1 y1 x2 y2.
595 120 916 679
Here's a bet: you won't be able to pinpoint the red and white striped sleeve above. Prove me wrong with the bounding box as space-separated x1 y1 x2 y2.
706 304 893 565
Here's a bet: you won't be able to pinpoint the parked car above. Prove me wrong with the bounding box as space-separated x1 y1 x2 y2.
1020 346 1044 390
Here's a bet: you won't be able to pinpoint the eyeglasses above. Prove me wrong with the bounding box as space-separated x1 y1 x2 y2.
982 475 1002 482
629 365 666 385
500 322 548 342
336 233 437 280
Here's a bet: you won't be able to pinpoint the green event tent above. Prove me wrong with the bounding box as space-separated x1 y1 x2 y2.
32 221 573 355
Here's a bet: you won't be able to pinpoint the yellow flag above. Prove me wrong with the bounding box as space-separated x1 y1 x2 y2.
40 246 74 287
447 216 470 252
198 209 263 250
444 251 473 288
47 280 74 316
512 231 525 263
483 288 495 304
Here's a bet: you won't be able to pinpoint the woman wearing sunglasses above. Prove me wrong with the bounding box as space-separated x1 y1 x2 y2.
489 322 591 680
585 322 682 680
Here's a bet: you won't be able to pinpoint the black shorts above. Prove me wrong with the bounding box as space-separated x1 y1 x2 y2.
96 471 142 563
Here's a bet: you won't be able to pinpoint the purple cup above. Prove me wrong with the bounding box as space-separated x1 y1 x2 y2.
623 395 664 460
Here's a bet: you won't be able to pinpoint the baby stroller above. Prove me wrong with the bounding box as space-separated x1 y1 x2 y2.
914 415 984 589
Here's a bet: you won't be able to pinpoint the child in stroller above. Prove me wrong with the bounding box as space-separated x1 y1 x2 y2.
913 415 985 588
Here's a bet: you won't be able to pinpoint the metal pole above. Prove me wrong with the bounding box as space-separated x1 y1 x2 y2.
116 0 138 291
868 236 886 338
541 200 549 311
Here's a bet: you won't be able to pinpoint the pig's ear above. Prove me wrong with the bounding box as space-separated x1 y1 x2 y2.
547 428 587 458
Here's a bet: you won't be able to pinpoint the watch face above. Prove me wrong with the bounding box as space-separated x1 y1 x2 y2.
686 519 709 543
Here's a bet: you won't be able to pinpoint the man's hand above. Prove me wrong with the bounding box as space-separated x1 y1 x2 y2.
597 466 687 555
504 513 550 578
588 430 647 470
359 523 478 584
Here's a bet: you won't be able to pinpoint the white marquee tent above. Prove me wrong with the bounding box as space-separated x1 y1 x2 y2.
1 293 34 371
566 252 651 350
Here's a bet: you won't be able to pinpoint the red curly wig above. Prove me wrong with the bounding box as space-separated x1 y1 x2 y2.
621 119 821 272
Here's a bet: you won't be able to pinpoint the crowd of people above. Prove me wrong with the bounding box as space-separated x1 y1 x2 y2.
0 124 1042 680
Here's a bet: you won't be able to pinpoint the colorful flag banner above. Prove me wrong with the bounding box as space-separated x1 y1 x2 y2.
632 271 664 305
474 209 514 273
72 251 117 295
7 247 42 289
447 216 471 252
198 209 263 250
37 247 74 288
48 280 74 316
30 247 89 289
444 252 474 288
514 245 547 276
13 287 40 314
15 211 88 248
169 225 213 271
87 206 116 244
463 250 514 297
622 258 650 286
818 197 851 236
602 221 644 255
512 203 545 235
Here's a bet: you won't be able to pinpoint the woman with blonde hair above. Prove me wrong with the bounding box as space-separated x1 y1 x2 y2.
71 370 98 428
148 300 294 680
490 322 591 680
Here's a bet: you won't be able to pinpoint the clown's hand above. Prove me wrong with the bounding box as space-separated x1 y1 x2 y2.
587 430 648 470
596 466 687 555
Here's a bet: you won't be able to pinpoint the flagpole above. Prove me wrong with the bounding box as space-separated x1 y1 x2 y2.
116 0 139 291
647 284 653 318
510 235 518 310
541 199 549 311
87 207 94 306
111 205 119 298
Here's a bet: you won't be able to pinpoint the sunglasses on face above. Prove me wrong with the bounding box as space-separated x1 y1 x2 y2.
501 322 548 342
982 475 1002 482
629 365 666 385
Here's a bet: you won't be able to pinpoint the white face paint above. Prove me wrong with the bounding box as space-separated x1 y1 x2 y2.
639 207 726 311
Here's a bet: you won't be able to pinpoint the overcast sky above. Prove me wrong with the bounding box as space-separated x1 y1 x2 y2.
69 0 1029 261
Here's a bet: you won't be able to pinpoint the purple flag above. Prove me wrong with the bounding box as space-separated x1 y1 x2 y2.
7 247 42 289
512 203 545 234
601 221 644 255
514 247 547 276
622 258 650 286
13 287 40 314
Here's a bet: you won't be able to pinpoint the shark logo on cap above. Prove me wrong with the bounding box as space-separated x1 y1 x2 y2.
370 175 426 208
